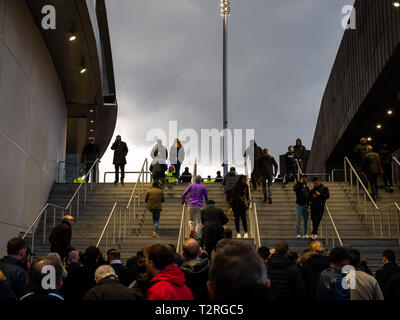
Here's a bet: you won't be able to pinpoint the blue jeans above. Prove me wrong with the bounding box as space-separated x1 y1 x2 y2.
149 209 161 233
296 205 309 235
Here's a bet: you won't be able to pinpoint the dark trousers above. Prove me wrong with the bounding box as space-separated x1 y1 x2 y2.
114 164 125 182
261 175 273 199
382 164 393 188
367 173 378 197
85 161 96 182
283 165 298 185
231 201 248 233
311 207 324 235
225 190 232 208
174 162 181 180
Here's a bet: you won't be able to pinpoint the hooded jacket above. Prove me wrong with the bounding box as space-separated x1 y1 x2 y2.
293 182 310 206
301 253 330 300
145 186 165 211
294 141 306 161
309 184 330 210
147 264 194 300
180 257 210 301
267 254 306 300
182 183 208 208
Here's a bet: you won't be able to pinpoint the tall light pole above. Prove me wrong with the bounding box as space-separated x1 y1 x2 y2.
221 0 230 176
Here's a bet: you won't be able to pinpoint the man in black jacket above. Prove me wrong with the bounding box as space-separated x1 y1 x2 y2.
49 215 74 260
111 135 128 184
180 239 210 301
107 248 131 286
294 138 306 172
309 177 330 239
258 148 278 204
0 238 28 299
200 200 228 254
81 137 100 182
293 175 310 238
375 249 400 291
267 241 306 300
84 265 141 300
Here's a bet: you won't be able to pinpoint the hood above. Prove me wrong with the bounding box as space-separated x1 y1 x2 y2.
268 254 293 269
227 171 236 177
151 264 186 287
180 258 209 274
304 254 330 270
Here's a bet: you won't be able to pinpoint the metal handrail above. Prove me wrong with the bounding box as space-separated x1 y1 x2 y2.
22 158 100 252
344 156 400 242
176 159 197 253
244 160 261 249
96 202 122 250
103 171 151 183
96 158 150 251
176 204 188 254
324 204 343 246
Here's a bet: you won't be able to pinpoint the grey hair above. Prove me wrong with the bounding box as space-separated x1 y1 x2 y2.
94 265 116 281
47 252 68 279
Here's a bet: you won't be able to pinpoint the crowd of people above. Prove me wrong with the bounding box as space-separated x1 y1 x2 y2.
1 236 400 301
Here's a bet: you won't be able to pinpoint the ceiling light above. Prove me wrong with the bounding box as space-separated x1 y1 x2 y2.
69 35 77 41
90 120 94 123
80 68 87 74
394 2 400 8
89 129 94 132
89 109 94 113
387 109 393 115
376 124 382 129
367 137 372 141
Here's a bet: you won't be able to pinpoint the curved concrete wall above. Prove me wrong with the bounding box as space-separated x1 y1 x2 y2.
0 0 67 255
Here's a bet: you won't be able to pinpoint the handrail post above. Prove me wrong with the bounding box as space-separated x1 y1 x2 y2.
380 210 383 238
77 191 80 219
113 210 116 244
43 209 46 244
388 208 391 238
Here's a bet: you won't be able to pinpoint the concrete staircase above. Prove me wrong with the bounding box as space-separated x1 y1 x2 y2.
29 180 400 273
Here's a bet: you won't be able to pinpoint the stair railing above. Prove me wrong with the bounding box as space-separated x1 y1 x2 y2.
393 156 400 187
95 202 127 252
176 203 189 254
344 157 400 243
22 158 100 253
322 204 343 247
176 159 198 253
125 158 149 236
244 160 261 249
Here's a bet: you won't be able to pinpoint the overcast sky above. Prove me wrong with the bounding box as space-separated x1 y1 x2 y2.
100 0 353 181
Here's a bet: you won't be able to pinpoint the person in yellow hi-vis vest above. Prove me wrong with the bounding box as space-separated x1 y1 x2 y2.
166 166 177 184
203 175 215 184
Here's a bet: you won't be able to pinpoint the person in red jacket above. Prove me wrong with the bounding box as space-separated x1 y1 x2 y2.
145 244 193 300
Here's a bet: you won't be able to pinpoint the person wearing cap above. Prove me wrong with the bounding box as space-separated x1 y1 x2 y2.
293 175 310 239
182 176 209 240
145 182 165 237
81 137 100 182
200 200 228 254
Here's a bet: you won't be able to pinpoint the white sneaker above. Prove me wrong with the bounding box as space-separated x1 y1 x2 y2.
236 233 242 239
303 235 310 239
244 233 249 238
296 234 302 239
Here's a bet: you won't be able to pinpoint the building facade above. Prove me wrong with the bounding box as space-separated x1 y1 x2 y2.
308 0 400 174
0 0 117 254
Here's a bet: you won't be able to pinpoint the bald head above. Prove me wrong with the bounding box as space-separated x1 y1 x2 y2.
94 265 117 282
183 239 200 260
